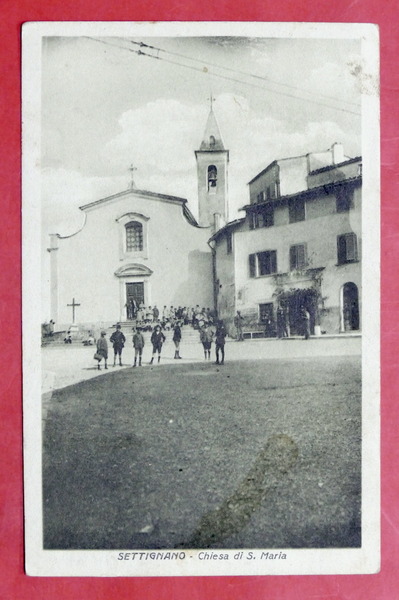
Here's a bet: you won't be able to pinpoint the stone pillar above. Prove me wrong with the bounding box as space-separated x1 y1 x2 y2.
48 234 59 324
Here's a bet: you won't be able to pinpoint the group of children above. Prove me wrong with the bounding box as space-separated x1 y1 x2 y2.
126 303 217 331
94 320 227 369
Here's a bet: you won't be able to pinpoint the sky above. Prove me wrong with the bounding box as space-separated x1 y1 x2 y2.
41 34 362 239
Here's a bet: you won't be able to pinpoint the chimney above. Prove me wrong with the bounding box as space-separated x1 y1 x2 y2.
332 143 345 164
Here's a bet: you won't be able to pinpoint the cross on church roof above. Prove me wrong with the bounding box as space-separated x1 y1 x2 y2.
129 164 137 189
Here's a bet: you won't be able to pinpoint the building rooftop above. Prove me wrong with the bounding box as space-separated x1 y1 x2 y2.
198 109 226 152
242 175 362 212
79 187 204 228
308 156 362 176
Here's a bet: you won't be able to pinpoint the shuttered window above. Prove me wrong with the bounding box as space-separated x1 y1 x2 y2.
288 197 305 223
337 233 358 264
249 251 277 277
290 244 307 270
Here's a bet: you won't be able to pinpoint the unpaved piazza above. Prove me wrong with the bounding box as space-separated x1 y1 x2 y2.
43 355 361 550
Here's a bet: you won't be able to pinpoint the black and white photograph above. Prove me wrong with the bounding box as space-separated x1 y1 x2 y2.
23 21 380 576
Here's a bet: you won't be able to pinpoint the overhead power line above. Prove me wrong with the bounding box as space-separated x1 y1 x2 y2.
85 37 361 117
130 39 361 110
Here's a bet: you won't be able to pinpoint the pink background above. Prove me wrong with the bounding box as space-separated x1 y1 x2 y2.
1 1 397 597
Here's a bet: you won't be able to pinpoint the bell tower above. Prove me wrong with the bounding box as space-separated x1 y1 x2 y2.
195 102 229 231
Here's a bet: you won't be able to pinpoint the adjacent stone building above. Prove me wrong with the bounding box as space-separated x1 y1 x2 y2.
210 146 362 336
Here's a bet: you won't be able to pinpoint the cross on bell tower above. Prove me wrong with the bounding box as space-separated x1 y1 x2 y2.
207 93 215 111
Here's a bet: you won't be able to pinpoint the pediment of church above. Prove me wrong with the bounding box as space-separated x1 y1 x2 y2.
114 264 153 278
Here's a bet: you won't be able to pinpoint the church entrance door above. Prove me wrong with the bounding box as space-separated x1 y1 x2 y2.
126 283 144 320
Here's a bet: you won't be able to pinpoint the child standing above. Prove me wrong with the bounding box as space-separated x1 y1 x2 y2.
215 320 227 365
110 323 126 366
150 325 166 364
172 322 182 359
132 327 145 367
95 330 108 370
200 324 213 360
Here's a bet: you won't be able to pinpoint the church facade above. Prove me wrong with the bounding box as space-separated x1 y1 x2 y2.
48 107 229 331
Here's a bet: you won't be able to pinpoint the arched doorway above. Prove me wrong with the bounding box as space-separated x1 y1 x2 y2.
341 282 360 331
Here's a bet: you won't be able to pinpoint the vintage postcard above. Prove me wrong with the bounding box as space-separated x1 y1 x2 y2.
23 21 380 576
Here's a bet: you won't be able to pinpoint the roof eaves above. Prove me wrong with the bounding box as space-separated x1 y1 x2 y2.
208 218 245 242
79 188 188 211
241 176 362 211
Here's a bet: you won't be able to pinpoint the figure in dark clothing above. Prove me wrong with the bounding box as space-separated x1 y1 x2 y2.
301 308 311 340
130 298 137 320
173 322 182 359
215 320 227 365
153 305 160 322
234 311 244 341
277 307 289 338
110 324 126 366
150 325 166 364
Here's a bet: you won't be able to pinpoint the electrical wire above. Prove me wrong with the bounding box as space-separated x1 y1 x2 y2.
130 39 361 110
85 37 361 117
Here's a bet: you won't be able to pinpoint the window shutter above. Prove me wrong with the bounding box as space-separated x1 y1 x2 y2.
346 233 357 260
298 244 305 268
249 254 256 277
289 246 296 270
271 250 277 273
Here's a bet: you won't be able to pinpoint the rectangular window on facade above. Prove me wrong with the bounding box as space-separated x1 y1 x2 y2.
288 197 305 223
126 221 144 252
337 233 358 264
249 212 261 229
249 253 256 277
226 231 232 254
290 244 307 270
257 250 277 276
256 191 265 203
261 203 274 227
335 187 354 212
259 302 274 324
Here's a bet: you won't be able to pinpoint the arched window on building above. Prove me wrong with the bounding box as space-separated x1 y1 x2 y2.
208 165 217 190
341 282 360 331
125 221 143 252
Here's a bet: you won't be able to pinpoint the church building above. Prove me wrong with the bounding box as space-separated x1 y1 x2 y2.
48 104 362 338
48 106 229 330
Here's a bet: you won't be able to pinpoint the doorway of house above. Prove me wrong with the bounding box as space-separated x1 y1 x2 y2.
259 303 275 337
279 289 318 336
342 282 360 331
